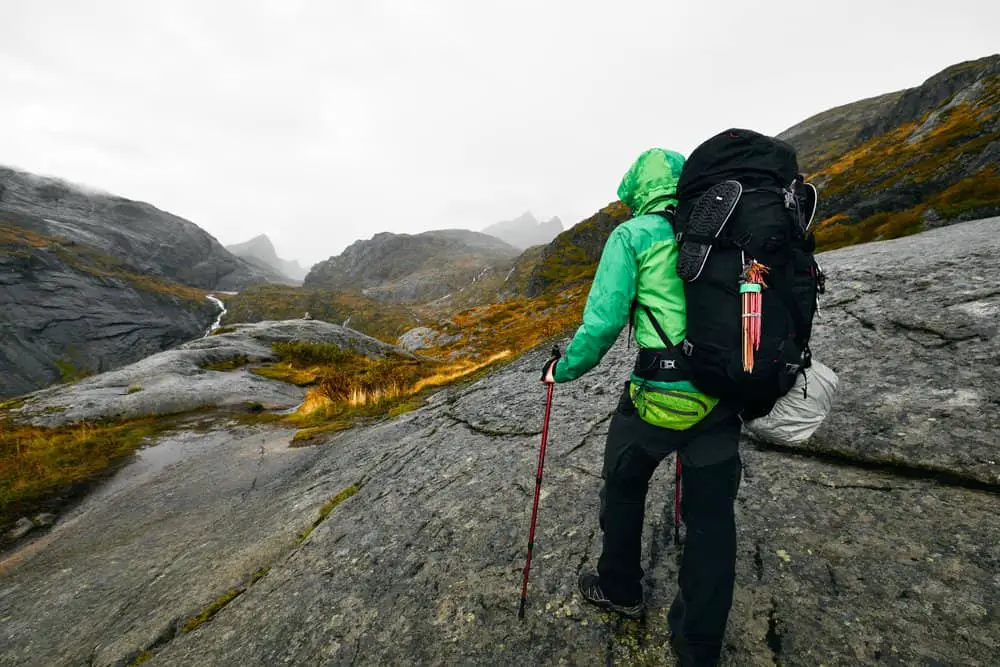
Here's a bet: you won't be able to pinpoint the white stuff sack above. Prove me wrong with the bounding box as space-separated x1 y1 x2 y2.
743 360 839 446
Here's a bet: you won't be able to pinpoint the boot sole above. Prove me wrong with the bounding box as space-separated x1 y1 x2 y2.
678 180 742 282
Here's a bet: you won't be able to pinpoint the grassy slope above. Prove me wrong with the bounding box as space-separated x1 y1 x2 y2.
780 59 1000 251
0 222 210 303
221 284 420 343
778 90 905 174
809 73 1000 249
524 201 630 297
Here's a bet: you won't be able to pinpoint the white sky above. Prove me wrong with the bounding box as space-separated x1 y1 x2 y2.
1 1 996 267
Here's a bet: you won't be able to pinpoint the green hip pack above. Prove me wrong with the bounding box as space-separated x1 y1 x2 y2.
628 379 719 431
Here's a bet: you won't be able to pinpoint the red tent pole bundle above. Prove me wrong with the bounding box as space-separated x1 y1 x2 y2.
740 258 769 373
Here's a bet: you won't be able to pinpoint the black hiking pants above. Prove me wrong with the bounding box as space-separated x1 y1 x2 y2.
597 383 742 666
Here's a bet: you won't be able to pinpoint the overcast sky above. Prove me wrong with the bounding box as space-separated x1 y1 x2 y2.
1 1 996 267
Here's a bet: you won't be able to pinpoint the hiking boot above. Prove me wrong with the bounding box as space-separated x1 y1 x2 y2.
577 573 644 620
670 634 698 667
670 633 723 667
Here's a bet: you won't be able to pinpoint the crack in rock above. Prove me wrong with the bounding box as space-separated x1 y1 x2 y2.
843 306 878 330
766 597 783 664
752 442 1000 494
446 414 542 438
800 478 896 492
240 443 267 503
827 563 841 597
559 412 615 460
565 464 602 480
888 317 983 345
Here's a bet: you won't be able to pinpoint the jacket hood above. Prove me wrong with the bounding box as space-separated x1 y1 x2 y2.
617 148 685 216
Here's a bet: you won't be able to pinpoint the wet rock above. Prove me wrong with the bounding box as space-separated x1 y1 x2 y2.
795 216 1000 486
0 247 218 399
7 518 34 541
0 220 997 666
11 319 412 428
397 327 463 352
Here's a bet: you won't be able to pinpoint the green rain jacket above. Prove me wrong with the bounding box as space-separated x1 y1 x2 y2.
552 148 717 414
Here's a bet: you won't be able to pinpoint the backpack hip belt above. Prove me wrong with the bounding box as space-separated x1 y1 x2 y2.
633 347 690 383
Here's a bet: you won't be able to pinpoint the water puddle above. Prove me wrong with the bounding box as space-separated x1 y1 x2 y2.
0 434 201 572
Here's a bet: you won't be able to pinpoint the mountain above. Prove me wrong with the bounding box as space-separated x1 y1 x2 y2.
226 234 307 283
777 54 1000 249
303 229 521 304
0 165 276 291
0 221 218 398
0 164 289 398
482 211 564 249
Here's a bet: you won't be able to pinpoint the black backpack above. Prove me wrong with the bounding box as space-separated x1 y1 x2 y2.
667 128 824 420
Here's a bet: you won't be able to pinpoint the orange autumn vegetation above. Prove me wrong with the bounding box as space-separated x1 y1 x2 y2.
815 168 1000 250
0 405 182 529
810 74 1000 251
0 221 208 303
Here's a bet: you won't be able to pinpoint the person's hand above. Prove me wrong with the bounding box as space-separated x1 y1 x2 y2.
540 347 561 384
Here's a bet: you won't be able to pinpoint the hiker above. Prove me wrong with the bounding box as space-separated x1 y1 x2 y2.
540 148 743 666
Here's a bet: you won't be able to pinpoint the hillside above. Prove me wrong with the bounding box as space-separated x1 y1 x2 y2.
0 165 275 291
220 284 419 342
225 234 307 283
303 229 521 303
0 222 217 398
1 218 997 666
482 211 564 250
524 201 630 297
778 54 1000 249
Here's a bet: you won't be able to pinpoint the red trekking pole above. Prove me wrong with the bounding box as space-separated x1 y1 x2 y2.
674 454 683 544
518 377 556 619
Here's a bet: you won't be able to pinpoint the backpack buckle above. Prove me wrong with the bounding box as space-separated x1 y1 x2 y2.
783 187 796 210
682 340 694 356
659 359 677 371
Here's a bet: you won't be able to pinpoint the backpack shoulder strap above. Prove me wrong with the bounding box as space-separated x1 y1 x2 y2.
640 303 678 351
650 205 678 231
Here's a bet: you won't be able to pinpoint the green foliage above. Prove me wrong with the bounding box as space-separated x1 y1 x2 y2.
272 341 355 367
182 588 243 633
297 484 360 543
181 566 271 635
808 71 1000 251
816 168 1000 251
198 355 251 372
54 358 92 384
0 398 27 412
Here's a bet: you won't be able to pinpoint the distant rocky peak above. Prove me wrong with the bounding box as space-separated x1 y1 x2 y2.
482 211 564 250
